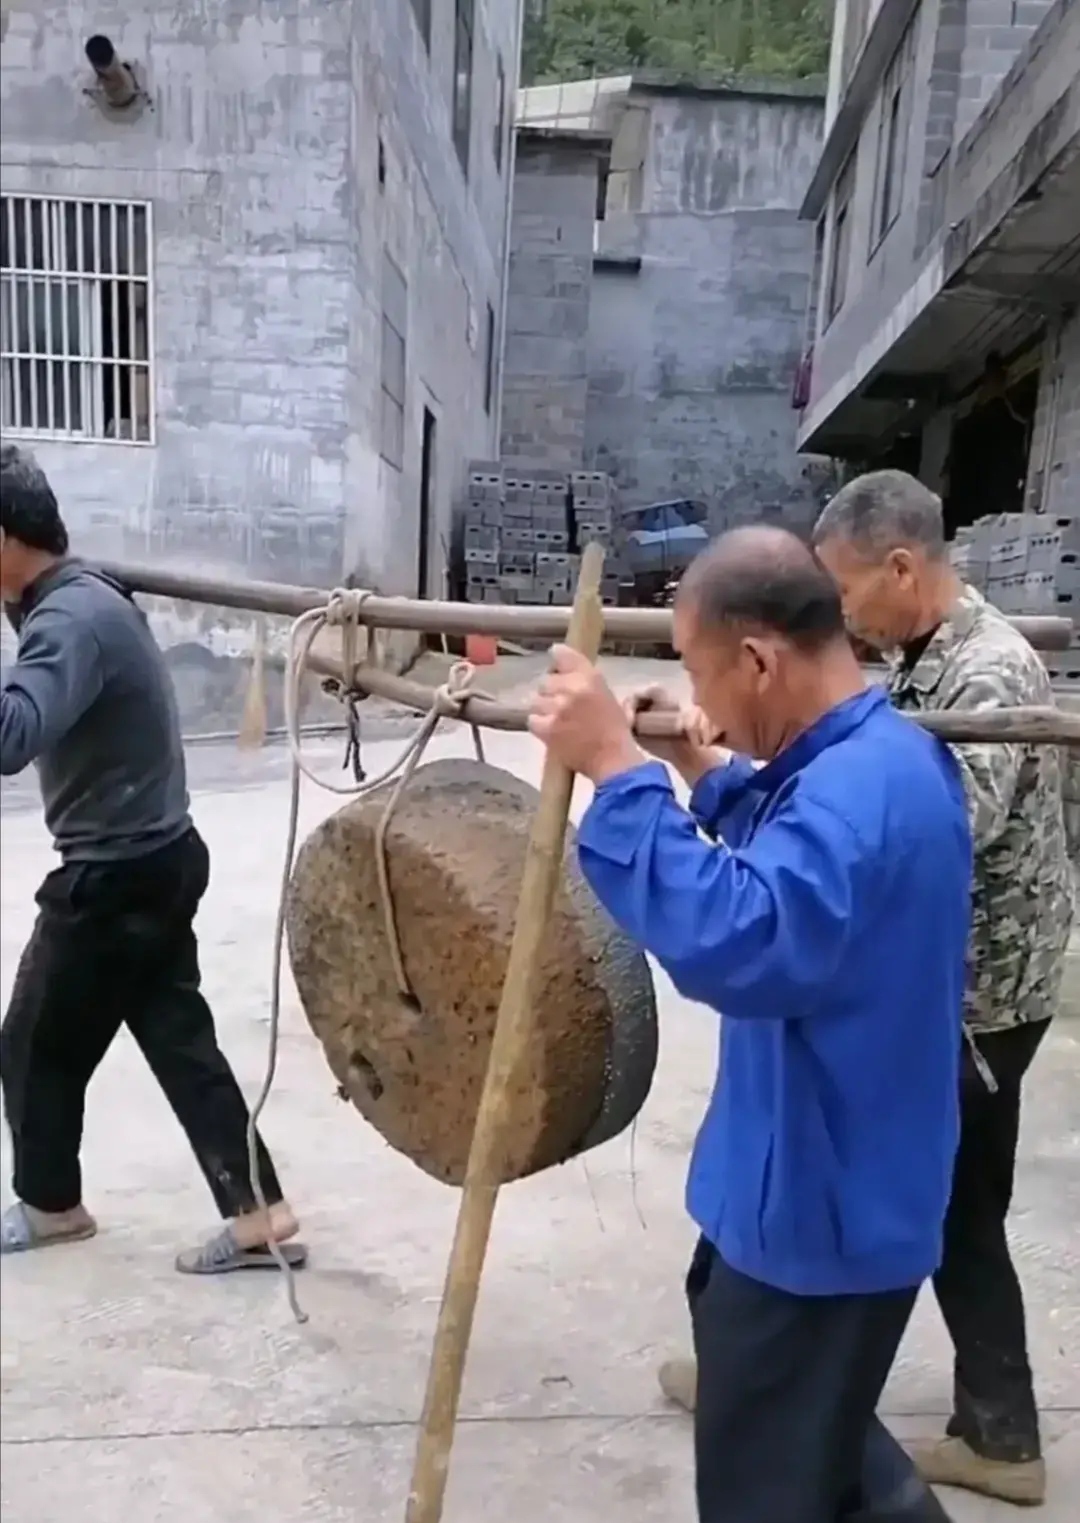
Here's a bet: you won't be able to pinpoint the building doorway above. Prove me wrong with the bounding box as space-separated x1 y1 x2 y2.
418 406 436 597
943 367 1038 535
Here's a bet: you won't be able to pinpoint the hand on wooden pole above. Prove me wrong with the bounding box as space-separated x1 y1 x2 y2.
403 543 607 1523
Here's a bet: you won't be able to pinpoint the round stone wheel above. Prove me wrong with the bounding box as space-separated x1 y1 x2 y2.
286 757 658 1185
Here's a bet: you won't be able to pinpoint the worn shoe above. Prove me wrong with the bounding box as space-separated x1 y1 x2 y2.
657 1356 697 1413
907 1436 1046 1506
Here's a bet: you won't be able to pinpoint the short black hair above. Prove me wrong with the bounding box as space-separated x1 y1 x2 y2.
678 525 846 653
0 444 69 556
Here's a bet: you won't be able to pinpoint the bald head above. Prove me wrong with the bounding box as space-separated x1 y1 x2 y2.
677 526 847 654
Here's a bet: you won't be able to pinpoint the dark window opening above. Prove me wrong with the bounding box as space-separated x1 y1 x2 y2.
409 0 431 52
943 370 1038 534
596 154 611 221
825 155 855 328
871 19 916 251
453 0 474 176
494 55 506 171
377 136 387 190
484 302 496 414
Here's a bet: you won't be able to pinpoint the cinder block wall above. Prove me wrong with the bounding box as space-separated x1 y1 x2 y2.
586 89 825 531
500 137 601 471
1026 309 1080 517
0 0 517 729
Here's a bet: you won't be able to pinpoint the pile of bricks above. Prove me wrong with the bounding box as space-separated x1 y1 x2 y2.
462 461 623 606
950 509 1080 687
950 513 1080 620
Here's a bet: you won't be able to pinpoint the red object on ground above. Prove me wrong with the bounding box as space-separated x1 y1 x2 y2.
465 633 498 666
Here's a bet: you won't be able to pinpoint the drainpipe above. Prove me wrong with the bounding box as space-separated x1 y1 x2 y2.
493 0 527 455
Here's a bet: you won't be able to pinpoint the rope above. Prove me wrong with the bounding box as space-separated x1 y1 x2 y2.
246 589 486 1323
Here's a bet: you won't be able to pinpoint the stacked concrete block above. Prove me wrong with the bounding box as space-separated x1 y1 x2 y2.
502 469 574 605
570 472 623 606
463 463 506 604
462 462 624 608
948 520 992 592
974 512 1079 618
984 514 1033 614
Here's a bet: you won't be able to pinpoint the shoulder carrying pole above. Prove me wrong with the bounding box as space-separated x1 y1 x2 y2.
403 543 607 1523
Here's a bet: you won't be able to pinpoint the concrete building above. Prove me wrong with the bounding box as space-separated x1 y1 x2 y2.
507 74 830 534
0 0 523 716
797 0 1080 529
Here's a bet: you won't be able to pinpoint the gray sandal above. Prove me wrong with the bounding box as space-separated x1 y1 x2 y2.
175 1225 309 1276
0 1201 97 1256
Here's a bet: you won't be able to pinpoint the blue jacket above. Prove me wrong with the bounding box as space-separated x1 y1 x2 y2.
577 688 972 1296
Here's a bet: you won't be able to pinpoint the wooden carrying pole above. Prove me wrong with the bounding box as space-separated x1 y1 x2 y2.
95 559 1076 655
404 544 608 1523
304 652 1080 748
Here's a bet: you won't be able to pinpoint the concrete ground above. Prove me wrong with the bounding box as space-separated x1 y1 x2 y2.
2 661 1078 1522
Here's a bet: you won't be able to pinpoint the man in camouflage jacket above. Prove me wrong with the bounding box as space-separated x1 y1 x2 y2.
813 470 1073 1508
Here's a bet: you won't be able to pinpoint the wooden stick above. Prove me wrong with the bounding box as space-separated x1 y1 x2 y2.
306 651 1080 747
403 544 608 1523
95 558 1076 654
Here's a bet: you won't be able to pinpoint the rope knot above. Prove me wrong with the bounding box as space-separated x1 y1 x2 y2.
325 587 375 687
325 586 373 627
432 660 478 718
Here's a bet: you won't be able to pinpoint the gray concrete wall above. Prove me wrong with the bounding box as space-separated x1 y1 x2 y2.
954 0 1057 143
586 90 825 531
1026 308 1080 517
0 0 518 724
803 0 1066 440
499 137 599 470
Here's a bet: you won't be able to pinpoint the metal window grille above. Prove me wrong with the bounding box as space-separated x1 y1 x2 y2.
0 195 154 444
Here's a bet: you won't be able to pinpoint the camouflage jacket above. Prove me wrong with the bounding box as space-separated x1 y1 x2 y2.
887 584 1073 1035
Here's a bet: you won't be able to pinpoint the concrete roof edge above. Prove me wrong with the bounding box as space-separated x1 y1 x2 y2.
629 69 826 105
515 125 613 151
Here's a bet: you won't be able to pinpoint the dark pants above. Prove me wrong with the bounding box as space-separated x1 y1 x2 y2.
688 1239 953 1523
934 1019 1049 1463
0 827 282 1220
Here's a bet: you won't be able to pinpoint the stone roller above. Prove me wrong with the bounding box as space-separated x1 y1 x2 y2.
285 756 659 1184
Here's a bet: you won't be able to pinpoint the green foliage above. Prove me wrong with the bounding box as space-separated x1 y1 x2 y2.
521 0 831 87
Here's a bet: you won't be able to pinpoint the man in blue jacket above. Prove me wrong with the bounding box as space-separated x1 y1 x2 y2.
529 526 969 1523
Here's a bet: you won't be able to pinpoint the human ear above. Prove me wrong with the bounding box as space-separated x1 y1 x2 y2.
742 637 778 685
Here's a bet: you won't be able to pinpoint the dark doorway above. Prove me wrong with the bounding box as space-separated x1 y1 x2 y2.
943 369 1038 536
418 406 436 597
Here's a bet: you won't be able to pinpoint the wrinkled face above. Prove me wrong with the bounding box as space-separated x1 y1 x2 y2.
814 536 923 653
673 595 792 760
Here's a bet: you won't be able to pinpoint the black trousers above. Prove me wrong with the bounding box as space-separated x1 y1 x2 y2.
934 1019 1049 1463
688 1239 953 1523
0 827 282 1219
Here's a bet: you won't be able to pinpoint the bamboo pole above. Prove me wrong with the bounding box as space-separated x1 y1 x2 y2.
96 559 1076 654
403 544 608 1523
305 652 1080 748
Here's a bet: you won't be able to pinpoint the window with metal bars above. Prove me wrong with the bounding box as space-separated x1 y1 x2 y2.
0 195 153 444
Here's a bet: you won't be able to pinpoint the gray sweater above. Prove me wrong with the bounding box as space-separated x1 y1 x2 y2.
0 559 191 861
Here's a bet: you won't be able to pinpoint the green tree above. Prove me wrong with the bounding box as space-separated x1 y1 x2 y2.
521 0 831 86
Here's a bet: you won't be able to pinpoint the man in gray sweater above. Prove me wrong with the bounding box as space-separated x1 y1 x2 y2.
0 444 304 1273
